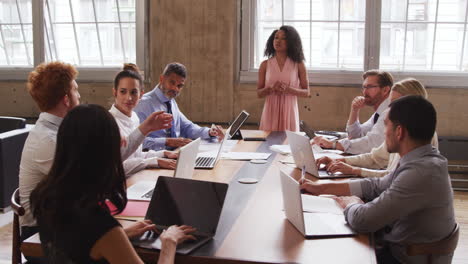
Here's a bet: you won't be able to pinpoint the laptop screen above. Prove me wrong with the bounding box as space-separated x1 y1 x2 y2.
145 176 229 235
229 110 249 137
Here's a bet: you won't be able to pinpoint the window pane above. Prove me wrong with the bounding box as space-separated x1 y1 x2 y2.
258 0 282 21
382 0 408 22
311 22 338 69
0 0 32 66
339 22 364 69
44 0 136 67
381 1 468 72
311 0 339 20
340 0 365 21
435 0 467 22
284 0 310 21
432 24 465 71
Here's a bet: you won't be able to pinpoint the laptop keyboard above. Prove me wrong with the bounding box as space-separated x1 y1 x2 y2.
195 156 215 168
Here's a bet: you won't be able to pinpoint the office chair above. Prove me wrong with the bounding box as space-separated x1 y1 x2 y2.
11 188 25 264
406 223 459 264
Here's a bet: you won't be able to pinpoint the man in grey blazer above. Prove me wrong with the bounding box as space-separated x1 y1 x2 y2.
300 95 456 264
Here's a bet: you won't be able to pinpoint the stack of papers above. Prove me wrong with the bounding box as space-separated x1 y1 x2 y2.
270 144 291 155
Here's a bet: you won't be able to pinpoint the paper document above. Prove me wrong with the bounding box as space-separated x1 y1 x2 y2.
270 144 291 155
301 194 343 215
221 152 271 160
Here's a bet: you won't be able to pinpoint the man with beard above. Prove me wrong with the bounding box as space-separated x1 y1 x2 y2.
312 70 393 154
135 62 224 151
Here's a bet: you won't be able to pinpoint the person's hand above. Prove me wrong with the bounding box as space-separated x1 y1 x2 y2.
299 179 326 195
332 196 364 209
139 111 173 135
160 225 197 246
327 161 360 175
351 96 366 111
158 158 177 169
124 220 158 239
272 81 282 94
166 137 192 148
120 138 128 148
311 136 334 149
315 156 335 168
209 125 224 141
280 82 291 93
164 151 179 159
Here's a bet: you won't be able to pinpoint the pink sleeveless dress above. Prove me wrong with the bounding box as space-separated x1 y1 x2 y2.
259 57 300 132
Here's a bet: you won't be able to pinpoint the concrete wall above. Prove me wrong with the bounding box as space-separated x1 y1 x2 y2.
0 0 467 137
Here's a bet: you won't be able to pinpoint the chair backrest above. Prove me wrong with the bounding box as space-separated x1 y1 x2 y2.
0 117 26 134
406 223 460 262
11 188 24 264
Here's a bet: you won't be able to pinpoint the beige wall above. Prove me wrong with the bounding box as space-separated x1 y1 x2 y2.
1 0 467 137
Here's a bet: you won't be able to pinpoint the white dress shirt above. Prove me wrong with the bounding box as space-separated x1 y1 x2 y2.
19 112 62 227
339 97 391 154
109 105 165 176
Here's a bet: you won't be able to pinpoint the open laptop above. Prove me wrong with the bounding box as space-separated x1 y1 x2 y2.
195 127 231 169
280 170 356 238
229 110 249 138
127 138 201 201
132 176 229 254
286 130 358 179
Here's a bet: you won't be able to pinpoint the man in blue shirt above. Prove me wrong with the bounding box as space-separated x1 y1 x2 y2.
135 62 223 150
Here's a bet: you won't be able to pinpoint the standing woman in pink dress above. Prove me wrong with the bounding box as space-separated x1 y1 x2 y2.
258 25 310 132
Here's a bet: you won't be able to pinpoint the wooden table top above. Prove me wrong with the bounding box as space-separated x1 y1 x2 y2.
21 130 376 264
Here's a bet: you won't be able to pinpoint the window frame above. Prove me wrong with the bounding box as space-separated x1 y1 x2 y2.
0 0 148 82
240 0 468 88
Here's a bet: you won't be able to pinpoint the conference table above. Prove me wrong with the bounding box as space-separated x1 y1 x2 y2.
21 130 377 264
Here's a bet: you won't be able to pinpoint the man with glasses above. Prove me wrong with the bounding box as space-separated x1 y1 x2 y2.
312 70 393 154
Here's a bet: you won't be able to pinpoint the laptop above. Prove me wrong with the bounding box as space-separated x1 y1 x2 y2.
127 138 201 201
195 127 231 169
279 170 356 238
229 110 250 138
132 176 229 254
286 130 359 179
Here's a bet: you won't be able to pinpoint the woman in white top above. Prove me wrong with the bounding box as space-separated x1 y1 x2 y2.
110 64 178 176
317 78 438 177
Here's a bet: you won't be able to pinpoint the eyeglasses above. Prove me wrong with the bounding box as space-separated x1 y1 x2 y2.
362 85 380 90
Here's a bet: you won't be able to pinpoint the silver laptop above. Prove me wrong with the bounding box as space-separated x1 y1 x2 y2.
195 127 231 169
279 170 356 238
132 176 229 254
127 138 201 201
286 130 358 179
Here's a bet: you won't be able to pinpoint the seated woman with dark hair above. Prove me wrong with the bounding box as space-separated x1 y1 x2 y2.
30 104 195 264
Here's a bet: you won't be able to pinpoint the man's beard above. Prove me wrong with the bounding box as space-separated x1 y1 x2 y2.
161 85 179 99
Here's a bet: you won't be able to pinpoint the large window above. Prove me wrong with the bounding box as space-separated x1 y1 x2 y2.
0 0 146 80
241 0 468 87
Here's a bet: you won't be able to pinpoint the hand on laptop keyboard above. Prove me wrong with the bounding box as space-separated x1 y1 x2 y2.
160 225 197 246
124 219 159 239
